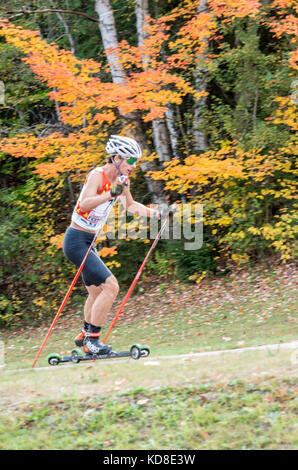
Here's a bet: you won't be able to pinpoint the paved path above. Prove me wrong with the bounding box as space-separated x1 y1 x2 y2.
2 340 298 373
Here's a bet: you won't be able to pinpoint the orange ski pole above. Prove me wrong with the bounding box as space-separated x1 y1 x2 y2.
103 215 171 343
31 231 98 368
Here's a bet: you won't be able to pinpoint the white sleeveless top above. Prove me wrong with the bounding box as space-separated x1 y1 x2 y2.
71 167 119 233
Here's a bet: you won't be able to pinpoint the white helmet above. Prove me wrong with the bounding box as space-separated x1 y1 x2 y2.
106 135 142 160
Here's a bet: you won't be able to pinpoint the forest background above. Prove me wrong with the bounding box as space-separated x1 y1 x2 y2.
0 0 297 327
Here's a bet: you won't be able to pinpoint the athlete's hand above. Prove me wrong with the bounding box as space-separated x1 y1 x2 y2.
155 203 179 219
110 175 129 197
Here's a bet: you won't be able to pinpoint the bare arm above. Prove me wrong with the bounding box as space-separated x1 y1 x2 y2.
120 185 159 218
127 200 159 218
79 171 111 212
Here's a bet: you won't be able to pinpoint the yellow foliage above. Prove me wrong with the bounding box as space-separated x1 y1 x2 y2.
98 246 118 258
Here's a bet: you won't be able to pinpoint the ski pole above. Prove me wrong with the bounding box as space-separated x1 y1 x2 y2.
103 215 171 343
31 231 98 368
32 200 118 368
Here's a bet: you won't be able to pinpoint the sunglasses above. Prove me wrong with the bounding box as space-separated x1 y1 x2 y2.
126 157 137 165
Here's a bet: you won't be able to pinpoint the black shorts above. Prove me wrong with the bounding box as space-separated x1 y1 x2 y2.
63 227 112 287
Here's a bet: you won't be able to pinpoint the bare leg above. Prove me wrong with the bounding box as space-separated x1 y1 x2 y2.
86 275 119 327
83 287 102 324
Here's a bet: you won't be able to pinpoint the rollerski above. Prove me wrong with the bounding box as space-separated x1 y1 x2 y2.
47 344 151 366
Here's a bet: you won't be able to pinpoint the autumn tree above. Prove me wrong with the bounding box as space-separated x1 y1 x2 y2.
0 0 297 325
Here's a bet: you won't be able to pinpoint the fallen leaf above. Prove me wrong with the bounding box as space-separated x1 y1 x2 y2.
200 430 210 440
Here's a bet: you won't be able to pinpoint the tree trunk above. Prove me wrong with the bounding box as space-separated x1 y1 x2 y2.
49 0 76 56
152 119 172 162
192 0 209 153
94 0 166 203
135 0 172 163
234 21 260 140
165 104 179 159
94 0 126 84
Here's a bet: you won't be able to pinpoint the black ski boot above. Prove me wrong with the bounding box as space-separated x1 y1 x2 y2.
83 325 112 356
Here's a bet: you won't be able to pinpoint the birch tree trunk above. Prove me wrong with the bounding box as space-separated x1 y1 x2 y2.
94 0 166 203
192 0 208 153
164 104 179 159
95 0 126 84
135 0 172 163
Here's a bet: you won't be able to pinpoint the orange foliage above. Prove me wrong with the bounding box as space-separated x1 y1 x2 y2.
0 128 107 178
0 0 297 180
208 0 262 21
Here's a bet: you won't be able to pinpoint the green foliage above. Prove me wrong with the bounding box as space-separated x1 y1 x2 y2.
0 180 74 327
109 239 149 286
0 42 54 134
204 21 293 150
147 249 175 278
164 239 217 282
145 236 217 282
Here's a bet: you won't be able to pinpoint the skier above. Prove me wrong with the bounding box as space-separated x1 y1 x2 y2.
63 135 164 356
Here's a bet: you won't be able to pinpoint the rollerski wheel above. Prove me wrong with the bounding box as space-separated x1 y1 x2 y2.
140 345 150 357
130 344 151 360
71 348 84 364
130 345 141 360
71 348 83 356
47 353 62 366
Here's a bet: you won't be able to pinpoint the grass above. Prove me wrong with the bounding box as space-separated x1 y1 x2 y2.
1 263 297 369
0 263 297 449
0 377 297 449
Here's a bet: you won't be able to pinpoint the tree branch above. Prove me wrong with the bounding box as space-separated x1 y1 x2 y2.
5 8 99 24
